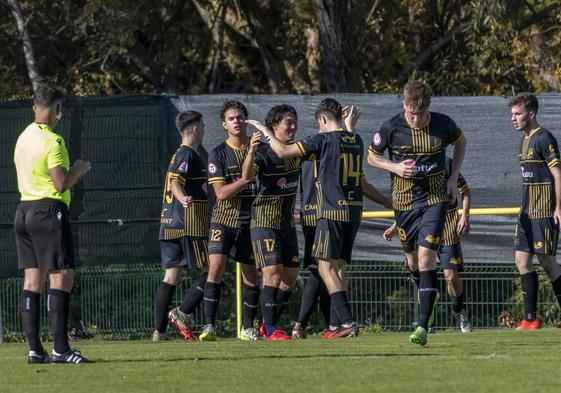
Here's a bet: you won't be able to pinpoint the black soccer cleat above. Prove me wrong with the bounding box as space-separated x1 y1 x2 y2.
28 351 50 364
51 349 92 364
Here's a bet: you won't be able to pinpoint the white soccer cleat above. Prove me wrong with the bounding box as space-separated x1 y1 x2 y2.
455 310 472 333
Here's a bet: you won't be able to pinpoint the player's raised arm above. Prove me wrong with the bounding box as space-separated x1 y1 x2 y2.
343 105 360 132
241 131 261 181
246 119 301 158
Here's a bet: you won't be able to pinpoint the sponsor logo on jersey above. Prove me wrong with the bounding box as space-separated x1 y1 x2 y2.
373 133 381 146
277 177 298 190
414 162 437 175
520 166 533 178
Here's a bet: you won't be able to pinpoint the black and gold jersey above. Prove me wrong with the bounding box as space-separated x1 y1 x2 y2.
295 130 364 223
208 141 256 228
442 157 469 246
299 158 318 227
518 127 560 219
159 145 209 240
369 112 464 211
251 142 301 229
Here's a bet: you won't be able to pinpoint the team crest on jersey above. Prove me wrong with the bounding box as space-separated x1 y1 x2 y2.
208 163 217 174
549 144 555 152
373 133 381 146
56 211 62 221
178 161 188 173
534 241 543 250
526 148 534 159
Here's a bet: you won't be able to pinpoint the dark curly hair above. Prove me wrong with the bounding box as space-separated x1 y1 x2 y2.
508 92 538 115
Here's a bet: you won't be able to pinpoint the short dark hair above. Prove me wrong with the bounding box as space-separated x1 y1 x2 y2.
314 98 342 121
219 100 248 121
403 80 432 111
508 93 539 115
33 86 63 107
265 104 297 130
175 110 203 133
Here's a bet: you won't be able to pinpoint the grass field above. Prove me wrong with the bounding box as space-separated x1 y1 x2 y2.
1 329 561 393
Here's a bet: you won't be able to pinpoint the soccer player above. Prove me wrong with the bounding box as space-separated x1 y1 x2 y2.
383 157 473 333
242 105 301 340
153 110 209 342
509 93 561 330
368 81 467 345
14 86 91 363
290 106 391 339
203 100 260 341
248 98 387 338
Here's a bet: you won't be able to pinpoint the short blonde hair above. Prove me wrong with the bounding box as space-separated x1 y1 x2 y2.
403 81 432 111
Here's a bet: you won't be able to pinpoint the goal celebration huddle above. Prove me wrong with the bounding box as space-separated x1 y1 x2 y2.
13 81 561 364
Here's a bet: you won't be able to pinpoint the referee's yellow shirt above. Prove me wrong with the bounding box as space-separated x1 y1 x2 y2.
14 122 71 207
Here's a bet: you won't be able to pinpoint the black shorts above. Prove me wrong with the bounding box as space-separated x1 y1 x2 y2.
208 223 253 264
395 203 447 253
438 243 464 271
302 225 317 269
14 199 74 271
313 219 359 264
515 215 559 256
160 236 209 270
251 226 300 269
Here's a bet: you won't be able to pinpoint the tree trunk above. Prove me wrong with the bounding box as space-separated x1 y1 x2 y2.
313 0 361 92
7 0 40 92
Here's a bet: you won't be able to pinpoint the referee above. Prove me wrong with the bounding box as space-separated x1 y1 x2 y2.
14 86 91 364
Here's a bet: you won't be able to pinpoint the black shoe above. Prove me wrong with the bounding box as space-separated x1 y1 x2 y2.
51 349 92 364
28 351 50 364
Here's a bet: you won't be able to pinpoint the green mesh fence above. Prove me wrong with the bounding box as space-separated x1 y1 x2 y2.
2 262 555 338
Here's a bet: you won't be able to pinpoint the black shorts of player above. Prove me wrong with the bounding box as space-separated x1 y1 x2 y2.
251 226 300 269
14 199 74 271
515 214 559 256
302 225 317 269
438 243 464 272
313 219 360 264
395 203 447 253
208 223 253 264
160 236 209 270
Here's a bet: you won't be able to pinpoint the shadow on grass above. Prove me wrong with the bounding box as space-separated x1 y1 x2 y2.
95 352 444 364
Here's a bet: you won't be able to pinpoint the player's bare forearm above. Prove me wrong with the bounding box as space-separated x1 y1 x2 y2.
246 119 300 158
450 136 467 180
368 153 415 178
170 178 187 201
241 133 259 181
461 187 471 216
361 177 392 209
212 179 250 201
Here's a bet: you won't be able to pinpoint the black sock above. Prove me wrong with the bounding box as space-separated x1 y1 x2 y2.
203 281 221 325
451 292 464 314
154 281 176 333
262 285 278 327
48 289 70 354
551 275 561 308
275 289 292 323
329 303 340 329
330 291 353 325
418 270 438 329
408 266 420 287
242 283 259 329
520 271 538 321
179 273 207 315
20 290 44 355
298 270 322 327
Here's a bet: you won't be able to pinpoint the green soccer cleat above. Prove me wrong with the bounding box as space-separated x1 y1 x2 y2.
199 324 217 342
409 326 428 346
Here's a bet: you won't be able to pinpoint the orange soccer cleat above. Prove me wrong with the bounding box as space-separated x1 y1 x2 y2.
516 319 540 330
266 328 290 341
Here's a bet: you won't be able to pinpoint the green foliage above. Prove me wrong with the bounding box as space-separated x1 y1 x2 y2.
1 0 560 95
